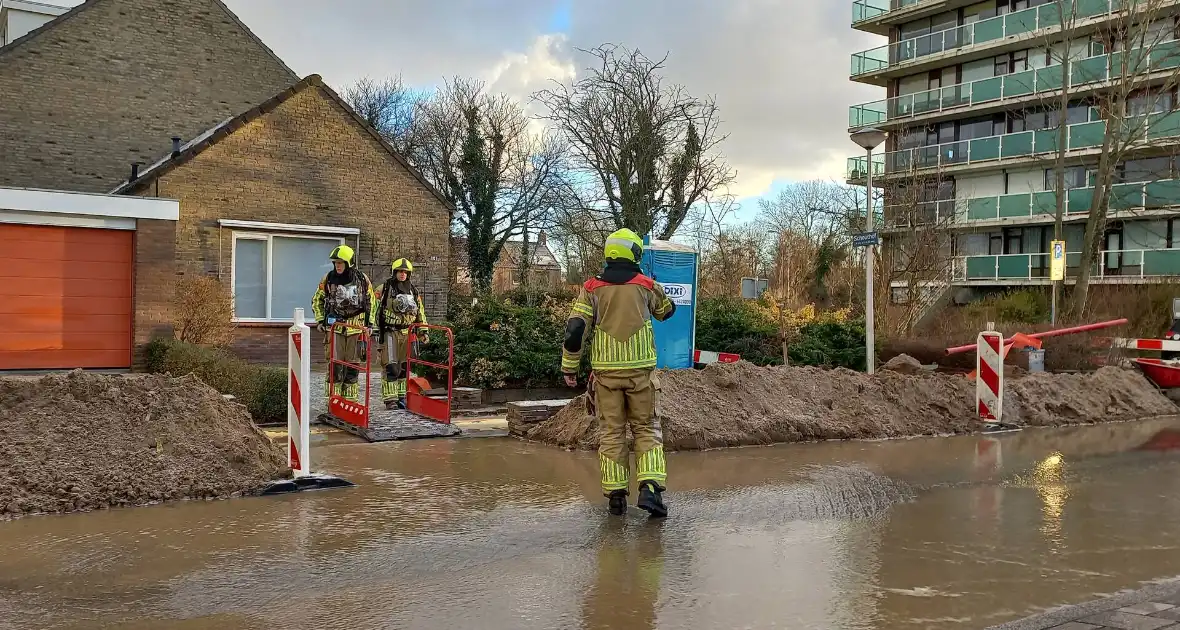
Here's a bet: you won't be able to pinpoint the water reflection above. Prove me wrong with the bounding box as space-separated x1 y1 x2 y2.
2 418 1180 629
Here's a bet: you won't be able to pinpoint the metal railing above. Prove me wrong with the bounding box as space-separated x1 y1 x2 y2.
952 248 1180 281
851 0 1119 77
848 38 1180 127
846 109 1180 179
852 0 930 24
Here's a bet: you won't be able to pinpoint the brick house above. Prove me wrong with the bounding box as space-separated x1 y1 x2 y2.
452 232 563 294
112 75 453 364
0 0 298 193
0 0 452 369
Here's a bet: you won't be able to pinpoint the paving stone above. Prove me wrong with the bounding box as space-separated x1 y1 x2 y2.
1121 603 1177 616
1078 611 1175 630
1152 609 1180 621
1048 623 1103 630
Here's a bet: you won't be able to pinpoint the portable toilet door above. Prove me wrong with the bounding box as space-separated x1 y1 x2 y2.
640 237 698 369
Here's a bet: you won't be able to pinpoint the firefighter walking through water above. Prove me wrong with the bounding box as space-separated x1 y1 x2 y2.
561 228 677 517
376 258 428 410
312 245 377 402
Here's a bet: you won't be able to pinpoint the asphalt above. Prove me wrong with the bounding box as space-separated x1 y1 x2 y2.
987 578 1180 629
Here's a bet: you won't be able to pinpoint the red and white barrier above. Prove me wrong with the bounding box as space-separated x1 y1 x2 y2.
1113 337 1180 352
694 349 741 365
288 308 311 478
976 330 1004 425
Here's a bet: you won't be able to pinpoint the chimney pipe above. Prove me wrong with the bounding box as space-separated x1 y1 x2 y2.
538 230 547 247
129 162 140 182
171 136 181 158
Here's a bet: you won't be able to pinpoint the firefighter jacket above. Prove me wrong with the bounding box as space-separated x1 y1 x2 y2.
562 265 677 373
376 280 427 334
312 268 377 335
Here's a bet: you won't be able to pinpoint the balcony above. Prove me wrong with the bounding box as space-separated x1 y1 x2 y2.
883 178 1180 229
849 39 1180 128
850 0 1119 80
953 248 1180 282
852 0 935 25
846 110 1180 180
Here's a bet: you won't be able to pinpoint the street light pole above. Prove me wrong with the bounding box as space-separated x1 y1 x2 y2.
850 127 888 375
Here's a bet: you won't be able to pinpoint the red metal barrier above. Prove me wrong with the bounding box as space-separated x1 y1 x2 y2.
326 321 373 428
945 318 1128 355
405 323 454 424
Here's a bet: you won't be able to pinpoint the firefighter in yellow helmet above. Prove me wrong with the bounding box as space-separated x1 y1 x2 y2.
562 228 676 517
312 244 377 402
375 258 428 409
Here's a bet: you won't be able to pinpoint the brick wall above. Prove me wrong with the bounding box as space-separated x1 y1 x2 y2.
132 219 177 366
0 0 297 192
144 85 452 365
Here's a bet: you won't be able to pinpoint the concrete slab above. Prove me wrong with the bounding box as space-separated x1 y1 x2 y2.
987 578 1180 630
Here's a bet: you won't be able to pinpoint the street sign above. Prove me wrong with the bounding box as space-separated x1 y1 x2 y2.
852 231 879 247
1049 239 1065 281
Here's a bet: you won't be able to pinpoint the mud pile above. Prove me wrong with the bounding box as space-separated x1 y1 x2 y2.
519 362 1177 451
0 370 288 518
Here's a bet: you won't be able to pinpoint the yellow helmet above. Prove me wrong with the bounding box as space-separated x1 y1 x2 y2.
329 244 355 267
391 258 414 274
603 228 643 263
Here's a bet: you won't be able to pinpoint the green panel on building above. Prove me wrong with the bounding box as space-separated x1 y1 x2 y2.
1145 250 1180 275
1071 57 1107 85
997 256 1030 279
1068 188 1093 213
1033 129 1058 152
970 136 1001 161
966 256 996 279
1003 70 1036 97
1148 111 1180 140
1035 65 1064 91
968 197 999 220
1068 121 1106 149
1001 132 1033 158
1031 191 1057 216
973 18 1004 43
1146 180 1180 208
972 77 1003 102
1110 183 1144 209
998 193 1032 218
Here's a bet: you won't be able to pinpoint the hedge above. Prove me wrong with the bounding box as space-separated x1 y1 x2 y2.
143 338 287 424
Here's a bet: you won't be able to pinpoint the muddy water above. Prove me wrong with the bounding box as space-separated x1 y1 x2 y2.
7 420 1180 630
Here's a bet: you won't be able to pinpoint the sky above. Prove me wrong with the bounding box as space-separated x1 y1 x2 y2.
61 0 884 219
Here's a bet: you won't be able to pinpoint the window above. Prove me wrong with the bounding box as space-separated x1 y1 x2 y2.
1044 166 1092 190
231 232 347 321
1120 157 1173 183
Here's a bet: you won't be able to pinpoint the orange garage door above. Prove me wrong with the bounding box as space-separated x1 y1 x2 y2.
0 223 134 370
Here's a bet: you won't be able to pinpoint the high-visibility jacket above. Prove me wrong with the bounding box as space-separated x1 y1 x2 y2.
376 281 427 333
312 269 377 335
562 273 676 372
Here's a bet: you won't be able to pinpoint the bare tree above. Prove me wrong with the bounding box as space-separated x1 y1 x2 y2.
341 75 425 156
411 77 567 293
757 180 864 243
532 44 736 240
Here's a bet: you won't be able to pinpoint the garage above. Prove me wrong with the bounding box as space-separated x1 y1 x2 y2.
0 223 134 369
0 186 179 371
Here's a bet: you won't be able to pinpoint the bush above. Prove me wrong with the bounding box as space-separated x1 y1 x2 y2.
174 276 237 346
696 296 869 370
142 338 287 424
424 293 571 389
789 319 868 371
695 296 782 365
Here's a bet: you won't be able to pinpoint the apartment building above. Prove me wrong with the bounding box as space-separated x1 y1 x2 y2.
848 0 1180 307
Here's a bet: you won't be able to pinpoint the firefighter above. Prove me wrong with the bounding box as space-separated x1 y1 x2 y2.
376 258 428 410
312 244 377 402
561 228 677 517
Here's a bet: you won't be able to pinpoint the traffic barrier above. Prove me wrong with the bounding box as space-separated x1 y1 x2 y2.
326 321 373 428
693 349 741 365
946 318 1128 355
260 307 355 495
976 330 1004 426
405 323 455 424
289 308 311 477
1113 338 1180 352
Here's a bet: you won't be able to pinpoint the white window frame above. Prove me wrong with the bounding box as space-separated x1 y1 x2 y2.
230 231 346 323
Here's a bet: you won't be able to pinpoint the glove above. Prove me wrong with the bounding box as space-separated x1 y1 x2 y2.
316 321 327 332
420 333 430 345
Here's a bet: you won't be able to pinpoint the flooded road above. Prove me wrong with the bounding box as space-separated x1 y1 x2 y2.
5 419 1180 630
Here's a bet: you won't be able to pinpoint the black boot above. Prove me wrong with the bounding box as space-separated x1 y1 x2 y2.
607 490 628 516
637 481 667 518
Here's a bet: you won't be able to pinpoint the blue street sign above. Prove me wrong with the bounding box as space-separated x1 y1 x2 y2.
852 231 879 247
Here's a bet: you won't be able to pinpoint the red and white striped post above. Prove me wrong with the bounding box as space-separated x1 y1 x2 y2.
288 308 311 478
976 328 1004 427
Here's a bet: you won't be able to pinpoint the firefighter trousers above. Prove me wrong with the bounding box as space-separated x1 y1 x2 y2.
378 329 413 403
323 328 364 402
594 368 666 495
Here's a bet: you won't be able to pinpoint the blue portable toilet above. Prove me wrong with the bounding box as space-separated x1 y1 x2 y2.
640 237 698 369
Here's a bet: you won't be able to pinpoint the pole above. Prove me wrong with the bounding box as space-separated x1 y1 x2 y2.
864 145 876 375
288 307 311 478
944 317 1128 355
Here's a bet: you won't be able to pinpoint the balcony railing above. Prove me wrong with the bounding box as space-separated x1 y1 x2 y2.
952 248 1180 281
852 0 930 24
851 0 1119 78
846 110 1180 179
849 39 1180 128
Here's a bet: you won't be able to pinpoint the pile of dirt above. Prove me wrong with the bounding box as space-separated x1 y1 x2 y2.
518 362 1178 452
0 370 288 519
882 354 925 374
